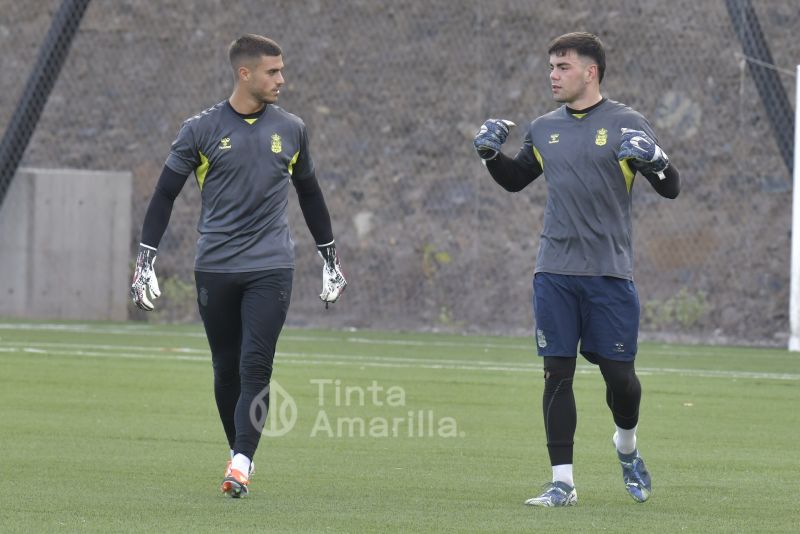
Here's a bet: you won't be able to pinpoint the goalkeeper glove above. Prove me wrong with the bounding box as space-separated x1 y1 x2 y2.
618 128 669 174
474 119 516 161
131 244 161 311
318 242 347 308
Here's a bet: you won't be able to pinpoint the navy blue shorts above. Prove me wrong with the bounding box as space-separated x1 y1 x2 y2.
533 272 639 362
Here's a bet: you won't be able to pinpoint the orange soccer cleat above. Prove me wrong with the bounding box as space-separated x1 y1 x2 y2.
220 459 255 498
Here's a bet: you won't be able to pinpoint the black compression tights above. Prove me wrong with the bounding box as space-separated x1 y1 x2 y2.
597 357 642 430
542 356 641 466
195 269 293 461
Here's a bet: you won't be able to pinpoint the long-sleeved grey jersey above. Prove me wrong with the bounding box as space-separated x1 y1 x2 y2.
514 99 659 280
166 100 314 272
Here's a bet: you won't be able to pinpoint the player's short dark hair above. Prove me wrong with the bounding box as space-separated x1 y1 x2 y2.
548 32 606 83
228 34 282 70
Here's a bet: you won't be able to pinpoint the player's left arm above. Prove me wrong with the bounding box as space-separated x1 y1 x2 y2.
292 125 347 305
641 163 680 199
617 122 680 199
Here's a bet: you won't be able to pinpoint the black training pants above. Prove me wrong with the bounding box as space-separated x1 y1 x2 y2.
195 268 293 460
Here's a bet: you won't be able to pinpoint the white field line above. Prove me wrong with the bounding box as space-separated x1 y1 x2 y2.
0 342 540 372
0 345 544 373
0 322 535 351
0 322 206 338
0 341 798 380
0 322 792 359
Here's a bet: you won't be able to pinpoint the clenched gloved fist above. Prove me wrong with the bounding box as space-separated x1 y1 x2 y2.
618 128 669 175
474 119 516 161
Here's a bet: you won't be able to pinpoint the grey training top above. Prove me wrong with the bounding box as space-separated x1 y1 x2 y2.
165 100 314 272
515 99 658 280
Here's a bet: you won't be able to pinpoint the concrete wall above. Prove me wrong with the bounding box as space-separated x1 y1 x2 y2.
0 167 132 321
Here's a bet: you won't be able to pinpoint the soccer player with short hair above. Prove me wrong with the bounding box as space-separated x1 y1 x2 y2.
474 32 680 507
131 34 346 498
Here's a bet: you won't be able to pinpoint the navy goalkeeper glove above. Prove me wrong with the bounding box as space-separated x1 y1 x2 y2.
318 242 346 308
474 119 516 161
618 128 669 174
131 244 161 311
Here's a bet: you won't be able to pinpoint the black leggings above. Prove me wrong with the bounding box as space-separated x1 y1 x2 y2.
195 269 293 460
542 356 641 466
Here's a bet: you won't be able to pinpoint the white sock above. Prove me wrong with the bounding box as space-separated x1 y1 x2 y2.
614 425 637 455
231 453 251 476
552 464 574 487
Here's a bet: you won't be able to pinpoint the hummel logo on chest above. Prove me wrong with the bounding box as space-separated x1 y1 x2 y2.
219 137 232 150
549 133 560 144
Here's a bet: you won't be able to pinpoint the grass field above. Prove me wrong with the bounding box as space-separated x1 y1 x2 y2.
1 320 799 532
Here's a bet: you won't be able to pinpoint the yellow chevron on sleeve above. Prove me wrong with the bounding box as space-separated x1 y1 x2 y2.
619 158 635 192
196 151 210 191
288 151 300 176
533 146 544 170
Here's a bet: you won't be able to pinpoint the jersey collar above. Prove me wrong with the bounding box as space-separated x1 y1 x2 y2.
564 97 607 120
225 100 269 123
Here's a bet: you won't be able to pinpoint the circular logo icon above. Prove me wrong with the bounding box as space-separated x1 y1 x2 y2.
249 380 297 437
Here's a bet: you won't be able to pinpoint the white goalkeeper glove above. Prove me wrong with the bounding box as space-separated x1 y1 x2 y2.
318 242 347 308
131 244 161 311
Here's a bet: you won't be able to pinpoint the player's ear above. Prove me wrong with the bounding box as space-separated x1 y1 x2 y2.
586 64 598 84
238 65 250 83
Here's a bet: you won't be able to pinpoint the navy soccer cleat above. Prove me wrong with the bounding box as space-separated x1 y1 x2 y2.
618 450 652 503
524 481 577 507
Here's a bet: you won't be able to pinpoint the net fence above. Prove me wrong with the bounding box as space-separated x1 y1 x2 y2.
1 0 797 345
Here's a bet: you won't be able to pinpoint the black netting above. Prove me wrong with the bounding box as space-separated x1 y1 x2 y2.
0 0 90 208
1 0 797 344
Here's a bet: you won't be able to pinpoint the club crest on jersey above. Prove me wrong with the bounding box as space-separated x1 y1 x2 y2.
548 133 560 144
218 137 232 150
595 128 608 146
271 133 282 153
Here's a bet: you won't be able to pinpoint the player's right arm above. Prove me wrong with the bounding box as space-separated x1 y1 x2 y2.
131 165 190 311
474 120 543 192
140 166 190 248
131 121 196 311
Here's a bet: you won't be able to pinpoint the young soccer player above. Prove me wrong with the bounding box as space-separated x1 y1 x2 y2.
474 32 680 506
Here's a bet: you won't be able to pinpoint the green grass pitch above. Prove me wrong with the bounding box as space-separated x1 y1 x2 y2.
0 321 799 532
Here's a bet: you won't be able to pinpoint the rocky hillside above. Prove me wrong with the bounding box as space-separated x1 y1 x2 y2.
1 0 798 344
